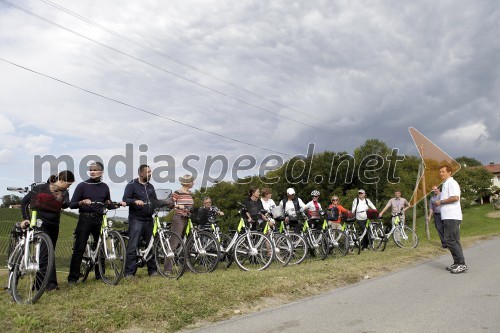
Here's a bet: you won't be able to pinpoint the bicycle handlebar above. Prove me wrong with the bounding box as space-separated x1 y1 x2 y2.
7 186 28 193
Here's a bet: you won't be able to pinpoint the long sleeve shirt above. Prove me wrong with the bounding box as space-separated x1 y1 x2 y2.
69 178 111 214
21 183 70 226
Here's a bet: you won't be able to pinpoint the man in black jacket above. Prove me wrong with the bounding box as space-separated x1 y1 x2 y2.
122 165 160 278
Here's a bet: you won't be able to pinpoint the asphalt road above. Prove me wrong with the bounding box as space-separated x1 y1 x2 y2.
185 237 500 333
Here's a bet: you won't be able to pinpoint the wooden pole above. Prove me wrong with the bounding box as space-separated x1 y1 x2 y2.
420 144 430 240
412 162 422 231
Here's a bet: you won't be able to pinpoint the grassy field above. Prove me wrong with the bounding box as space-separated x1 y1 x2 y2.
1 204 499 333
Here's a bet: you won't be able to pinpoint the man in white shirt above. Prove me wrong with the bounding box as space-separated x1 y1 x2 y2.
278 188 305 233
434 164 467 274
352 189 377 250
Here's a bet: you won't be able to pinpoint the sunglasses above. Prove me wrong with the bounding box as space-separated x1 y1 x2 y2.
332 199 339 201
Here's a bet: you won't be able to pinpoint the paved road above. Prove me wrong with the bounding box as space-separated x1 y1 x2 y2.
185 238 500 333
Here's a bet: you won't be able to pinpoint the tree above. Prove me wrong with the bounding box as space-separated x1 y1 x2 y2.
1 194 22 208
455 156 483 167
454 166 495 206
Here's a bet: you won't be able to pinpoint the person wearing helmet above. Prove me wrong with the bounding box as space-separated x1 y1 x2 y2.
278 187 305 233
304 190 322 229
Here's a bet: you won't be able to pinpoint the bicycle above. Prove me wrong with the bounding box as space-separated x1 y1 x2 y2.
6 185 54 304
339 213 362 255
76 201 127 285
183 210 221 273
299 210 328 261
261 212 293 267
320 209 349 258
382 212 418 249
214 203 275 271
121 190 187 279
357 210 386 251
276 218 308 265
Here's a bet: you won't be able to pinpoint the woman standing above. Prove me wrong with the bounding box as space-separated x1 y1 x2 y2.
21 170 75 291
243 187 266 231
171 174 195 239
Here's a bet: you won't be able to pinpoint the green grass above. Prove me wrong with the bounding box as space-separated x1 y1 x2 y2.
1 204 499 333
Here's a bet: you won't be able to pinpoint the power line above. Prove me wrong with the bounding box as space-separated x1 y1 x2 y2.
1 0 329 134
0 57 291 157
38 0 309 120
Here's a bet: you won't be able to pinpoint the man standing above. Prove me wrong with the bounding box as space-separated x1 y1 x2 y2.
379 190 410 227
278 188 306 233
123 165 159 278
428 186 446 248
435 164 467 274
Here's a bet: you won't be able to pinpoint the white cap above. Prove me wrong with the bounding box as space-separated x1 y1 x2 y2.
358 189 365 194
286 188 295 195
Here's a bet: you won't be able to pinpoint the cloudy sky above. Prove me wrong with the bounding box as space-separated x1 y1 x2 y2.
1 0 499 202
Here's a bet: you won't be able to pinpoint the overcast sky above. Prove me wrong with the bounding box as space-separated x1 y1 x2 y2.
1 0 499 203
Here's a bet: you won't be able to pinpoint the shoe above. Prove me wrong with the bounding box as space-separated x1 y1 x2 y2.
362 248 368 252
149 271 158 277
124 275 135 280
68 280 78 286
450 264 468 274
445 264 458 271
46 285 60 292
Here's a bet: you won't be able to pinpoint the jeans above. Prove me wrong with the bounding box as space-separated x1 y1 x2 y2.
124 217 156 276
433 213 446 247
68 216 101 282
443 219 465 265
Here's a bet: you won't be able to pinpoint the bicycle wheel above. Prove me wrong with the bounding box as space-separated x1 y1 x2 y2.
218 232 234 269
11 232 54 304
97 230 126 285
233 232 274 271
393 226 419 248
308 230 328 260
272 234 293 266
347 231 361 255
154 230 186 279
287 232 307 265
186 231 220 273
328 229 349 258
368 225 386 251
79 253 92 283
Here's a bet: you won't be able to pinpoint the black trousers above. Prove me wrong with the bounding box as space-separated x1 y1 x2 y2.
39 222 59 288
68 216 101 282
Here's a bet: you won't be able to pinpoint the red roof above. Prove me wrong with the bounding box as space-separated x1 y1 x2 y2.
484 164 500 174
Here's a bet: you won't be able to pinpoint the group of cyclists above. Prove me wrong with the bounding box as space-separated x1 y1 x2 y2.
14 161 413 292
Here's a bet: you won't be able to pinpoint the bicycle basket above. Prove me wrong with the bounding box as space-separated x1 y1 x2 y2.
341 211 355 222
366 209 379 220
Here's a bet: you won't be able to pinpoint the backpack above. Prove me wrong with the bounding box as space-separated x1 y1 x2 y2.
353 197 376 218
327 206 339 221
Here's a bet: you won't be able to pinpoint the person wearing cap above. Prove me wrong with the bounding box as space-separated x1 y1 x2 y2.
352 189 377 250
327 195 349 230
278 188 305 233
68 161 123 285
123 165 163 278
379 190 410 228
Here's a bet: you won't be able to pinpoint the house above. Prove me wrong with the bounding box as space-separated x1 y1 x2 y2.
483 163 500 204
484 163 500 189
